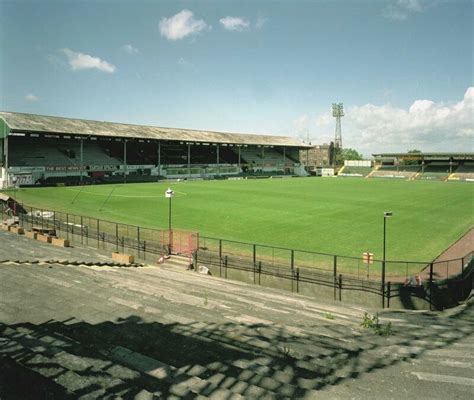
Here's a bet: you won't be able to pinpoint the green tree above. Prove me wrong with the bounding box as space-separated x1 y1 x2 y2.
405 149 422 165
335 148 363 165
342 148 363 160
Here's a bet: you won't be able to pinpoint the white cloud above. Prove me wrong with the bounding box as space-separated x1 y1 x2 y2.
383 0 423 21
61 48 116 73
25 94 39 101
159 9 208 40
294 114 309 131
219 16 250 31
121 44 139 54
255 15 267 30
293 114 311 141
314 88 474 155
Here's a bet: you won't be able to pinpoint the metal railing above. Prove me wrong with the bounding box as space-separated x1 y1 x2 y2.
2 204 472 309
7 205 198 262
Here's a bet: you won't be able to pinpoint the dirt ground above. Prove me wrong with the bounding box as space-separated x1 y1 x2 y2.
433 228 474 263
423 228 474 281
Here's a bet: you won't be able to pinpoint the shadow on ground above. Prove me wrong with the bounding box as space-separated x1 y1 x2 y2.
0 300 472 399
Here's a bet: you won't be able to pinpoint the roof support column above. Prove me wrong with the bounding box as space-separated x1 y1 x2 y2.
449 157 453 174
80 138 84 183
283 147 286 175
261 146 264 171
187 143 191 178
4 135 9 185
123 139 127 184
217 144 220 177
238 146 241 172
3 135 10 186
157 141 161 178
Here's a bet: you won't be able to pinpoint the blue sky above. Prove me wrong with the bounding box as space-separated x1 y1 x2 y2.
0 0 472 155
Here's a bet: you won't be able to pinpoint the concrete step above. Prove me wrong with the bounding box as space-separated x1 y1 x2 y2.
0 353 76 400
36 319 286 399
0 327 127 397
159 255 193 269
27 319 232 399
0 323 167 398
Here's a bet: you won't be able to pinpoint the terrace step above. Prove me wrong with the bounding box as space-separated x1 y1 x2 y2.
33 319 295 399
159 255 193 269
16 319 249 399
0 325 128 397
0 322 173 398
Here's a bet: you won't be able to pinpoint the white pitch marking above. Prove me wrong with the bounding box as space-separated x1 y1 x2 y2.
411 372 474 386
65 188 161 198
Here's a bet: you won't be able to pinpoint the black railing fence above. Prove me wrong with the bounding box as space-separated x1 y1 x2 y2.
195 246 473 310
2 204 472 310
8 205 198 261
196 235 472 281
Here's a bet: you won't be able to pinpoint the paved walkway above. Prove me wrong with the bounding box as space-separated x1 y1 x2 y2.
0 234 472 399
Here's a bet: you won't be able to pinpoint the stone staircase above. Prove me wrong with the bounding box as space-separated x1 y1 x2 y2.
1 258 472 399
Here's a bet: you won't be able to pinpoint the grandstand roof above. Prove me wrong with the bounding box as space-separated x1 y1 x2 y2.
373 152 474 159
0 111 310 148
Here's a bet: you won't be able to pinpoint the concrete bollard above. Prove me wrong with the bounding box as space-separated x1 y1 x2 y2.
52 237 70 247
112 252 135 264
25 230 38 239
36 234 52 243
10 226 24 235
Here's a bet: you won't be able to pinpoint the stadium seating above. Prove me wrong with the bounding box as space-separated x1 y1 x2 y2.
9 138 122 167
449 162 474 181
338 166 372 177
9 140 72 166
370 165 420 179
416 163 451 181
236 146 291 171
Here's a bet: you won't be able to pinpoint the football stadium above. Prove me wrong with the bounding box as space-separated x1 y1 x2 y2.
1 1 473 398
1 111 473 399
1 111 472 299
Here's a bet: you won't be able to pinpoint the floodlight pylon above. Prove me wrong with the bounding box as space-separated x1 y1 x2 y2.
332 103 344 149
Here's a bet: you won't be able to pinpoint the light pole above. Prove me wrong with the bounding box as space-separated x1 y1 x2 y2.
382 211 393 308
165 188 174 254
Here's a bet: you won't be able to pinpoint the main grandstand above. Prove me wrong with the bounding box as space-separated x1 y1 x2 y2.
0 112 311 188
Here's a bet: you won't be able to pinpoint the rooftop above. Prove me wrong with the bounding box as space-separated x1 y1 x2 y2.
372 152 474 159
0 111 310 148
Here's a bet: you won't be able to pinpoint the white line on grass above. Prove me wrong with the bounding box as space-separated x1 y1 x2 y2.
65 188 187 198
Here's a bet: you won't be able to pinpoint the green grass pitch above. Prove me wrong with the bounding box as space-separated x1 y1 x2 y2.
9 178 473 264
